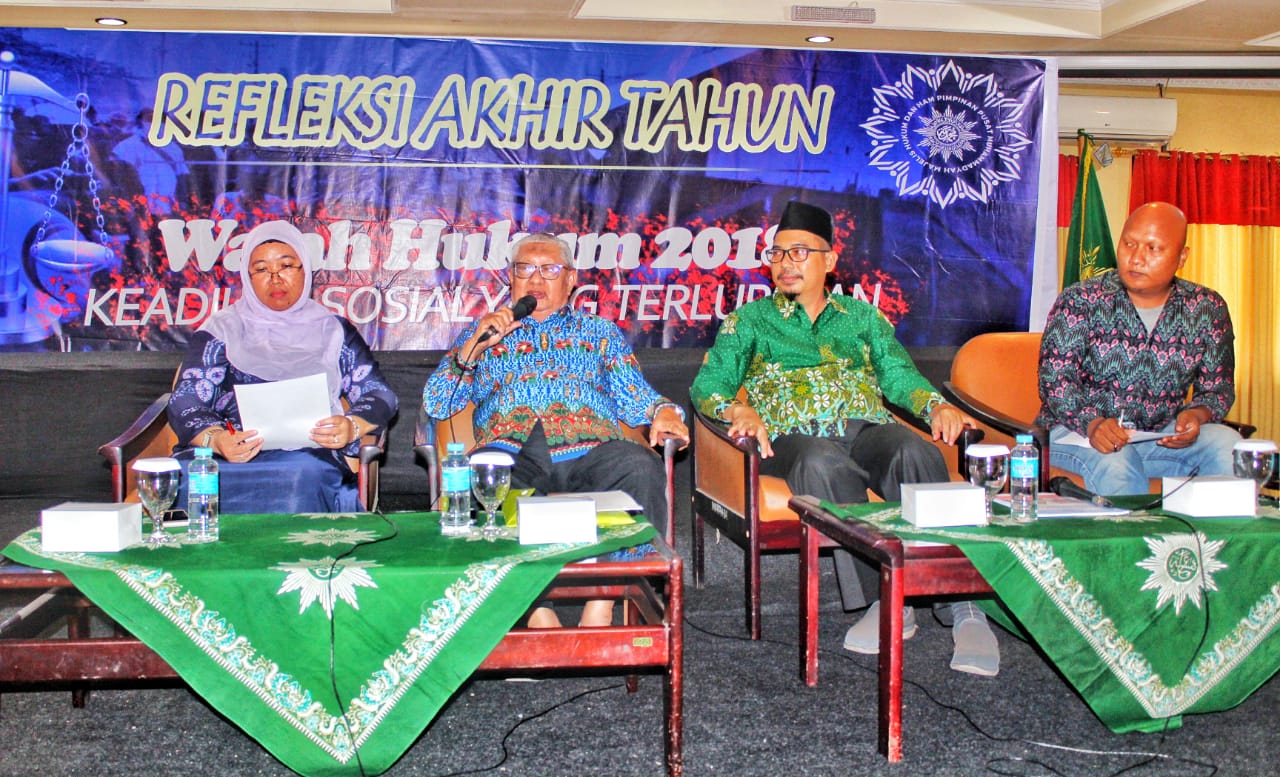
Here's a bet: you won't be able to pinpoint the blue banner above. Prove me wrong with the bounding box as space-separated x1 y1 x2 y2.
0 29 1050 351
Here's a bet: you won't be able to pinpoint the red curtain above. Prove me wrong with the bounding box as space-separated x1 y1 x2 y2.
1130 151 1280 227
1057 154 1079 228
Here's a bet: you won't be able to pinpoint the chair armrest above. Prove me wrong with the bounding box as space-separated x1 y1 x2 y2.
97 394 175 502
660 437 677 546
942 381 1051 490
356 430 385 512
413 404 440 507
885 399 985 480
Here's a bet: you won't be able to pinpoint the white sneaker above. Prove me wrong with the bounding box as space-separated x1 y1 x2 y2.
950 603 1000 677
842 601 917 654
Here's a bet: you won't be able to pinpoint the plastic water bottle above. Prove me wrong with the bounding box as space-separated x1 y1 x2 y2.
1009 434 1039 523
187 446 220 542
440 442 473 535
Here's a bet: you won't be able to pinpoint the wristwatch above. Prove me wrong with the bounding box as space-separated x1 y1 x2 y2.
200 428 220 448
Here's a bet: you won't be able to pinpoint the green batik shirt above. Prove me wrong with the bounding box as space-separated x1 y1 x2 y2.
690 292 944 437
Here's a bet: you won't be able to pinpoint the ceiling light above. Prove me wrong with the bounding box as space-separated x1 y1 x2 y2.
95 17 127 26
807 35 833 44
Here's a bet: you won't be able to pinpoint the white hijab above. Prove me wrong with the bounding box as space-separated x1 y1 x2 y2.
200 221 344 413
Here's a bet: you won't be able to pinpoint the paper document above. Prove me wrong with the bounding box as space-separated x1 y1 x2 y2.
233 373 332 450
1057 430 1174 447
995 493 1131 518
549 490 643 512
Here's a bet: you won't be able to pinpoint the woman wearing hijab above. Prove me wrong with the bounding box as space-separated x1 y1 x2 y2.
167 220 398 514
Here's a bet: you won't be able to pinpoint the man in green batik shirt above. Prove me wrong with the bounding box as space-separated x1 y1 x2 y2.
690 200 1000 676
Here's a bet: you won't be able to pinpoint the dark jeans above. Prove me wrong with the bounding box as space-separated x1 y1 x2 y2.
508 423 668 531
761 420 947 610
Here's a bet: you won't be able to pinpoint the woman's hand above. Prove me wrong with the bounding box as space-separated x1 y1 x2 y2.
311 415 366 450
209 427 263 463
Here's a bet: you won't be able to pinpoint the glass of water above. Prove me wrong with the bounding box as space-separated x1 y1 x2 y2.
966 444 1010 520
470 451 514 539
133 457 181 546
1233 439 1277 507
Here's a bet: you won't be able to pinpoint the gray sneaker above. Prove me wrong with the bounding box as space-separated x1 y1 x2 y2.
842 601 917 654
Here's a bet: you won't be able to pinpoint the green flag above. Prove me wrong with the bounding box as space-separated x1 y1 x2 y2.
1063 131 1117 287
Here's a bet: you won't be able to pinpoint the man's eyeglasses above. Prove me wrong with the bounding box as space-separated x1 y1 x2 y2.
762 246 828 265
511 262 568 280
249 263 305 280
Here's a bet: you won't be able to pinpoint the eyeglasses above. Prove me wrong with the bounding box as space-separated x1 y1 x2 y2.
249 263 304 281
511 262 568 280
762 246 828 265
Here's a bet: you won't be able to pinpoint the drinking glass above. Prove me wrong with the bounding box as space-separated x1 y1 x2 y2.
134 457 181 546
966 444 1010 520
1233 439 1277 507
470 451 514 539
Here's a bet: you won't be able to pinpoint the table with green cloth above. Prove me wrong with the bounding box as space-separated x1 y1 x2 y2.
815 499 1280 733
2 511 657 776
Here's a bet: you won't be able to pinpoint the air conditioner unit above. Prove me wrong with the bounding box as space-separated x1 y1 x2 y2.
1058 95 1177 143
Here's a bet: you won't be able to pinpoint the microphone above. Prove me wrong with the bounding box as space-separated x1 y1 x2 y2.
1048 476 1115 507
476 295 536 343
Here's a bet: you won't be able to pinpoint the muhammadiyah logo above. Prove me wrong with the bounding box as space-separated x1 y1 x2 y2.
861 60 1034 208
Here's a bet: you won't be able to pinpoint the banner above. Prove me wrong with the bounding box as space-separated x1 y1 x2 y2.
0 29 1051 351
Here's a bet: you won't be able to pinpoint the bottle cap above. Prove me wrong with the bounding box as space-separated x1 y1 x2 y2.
1015 434 1032 444
446 442 464 454
194 447 213 456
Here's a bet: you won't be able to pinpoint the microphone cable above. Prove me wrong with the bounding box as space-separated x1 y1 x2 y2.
680 604 1219 776
324 508 400 777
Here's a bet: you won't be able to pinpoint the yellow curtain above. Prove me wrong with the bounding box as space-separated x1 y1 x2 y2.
1182 224 1280 441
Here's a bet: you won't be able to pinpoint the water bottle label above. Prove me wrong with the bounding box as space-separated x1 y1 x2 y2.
442 467 470 492
190 472 218 495
1010 457 1038 480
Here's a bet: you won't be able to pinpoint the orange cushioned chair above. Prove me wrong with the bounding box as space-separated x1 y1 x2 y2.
690 393 982 640
941 331 1255 494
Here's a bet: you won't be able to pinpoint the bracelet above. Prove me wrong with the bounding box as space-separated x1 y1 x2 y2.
452 353 476 373
650 401 685 423
345 416 360 441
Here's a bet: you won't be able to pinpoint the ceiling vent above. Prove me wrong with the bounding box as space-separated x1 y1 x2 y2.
791 5 876 24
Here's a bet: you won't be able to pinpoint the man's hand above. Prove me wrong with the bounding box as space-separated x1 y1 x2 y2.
459 308 523 362
928 403 976 445
1087 417 1131 454
724 403 773 458
1159 407 1210 449
648 406 690 450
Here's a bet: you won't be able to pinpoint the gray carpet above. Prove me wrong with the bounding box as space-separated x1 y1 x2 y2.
2 489 1276 776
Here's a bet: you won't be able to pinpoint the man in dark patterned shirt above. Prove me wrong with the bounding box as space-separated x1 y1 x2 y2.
1037 201 1240 495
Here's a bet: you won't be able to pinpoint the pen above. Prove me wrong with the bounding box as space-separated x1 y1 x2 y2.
225 421 236 435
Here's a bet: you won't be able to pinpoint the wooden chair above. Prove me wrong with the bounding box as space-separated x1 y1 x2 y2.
941 331 1255 493
98 383 387 510
413 403 678 544
690 396 982 640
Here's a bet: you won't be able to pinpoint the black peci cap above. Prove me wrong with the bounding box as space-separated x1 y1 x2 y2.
777 200 834 246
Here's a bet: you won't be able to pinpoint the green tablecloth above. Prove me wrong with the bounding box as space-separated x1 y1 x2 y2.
3 512 656 776
819 501 1280 733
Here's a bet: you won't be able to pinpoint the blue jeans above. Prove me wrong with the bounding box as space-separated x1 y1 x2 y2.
1049 421 1241 496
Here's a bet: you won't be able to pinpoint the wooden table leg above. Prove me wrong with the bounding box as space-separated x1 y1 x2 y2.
801 523 820 686
878 563 905 761
666 555 684 777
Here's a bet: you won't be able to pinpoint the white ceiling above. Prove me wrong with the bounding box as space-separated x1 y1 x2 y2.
3 0 1280 65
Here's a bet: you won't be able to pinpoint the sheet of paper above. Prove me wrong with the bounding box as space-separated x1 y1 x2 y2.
994 493 1131 518
549 490 643 512
1057 429 1175 447
233 373 332 451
